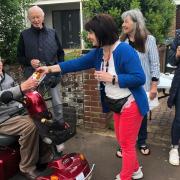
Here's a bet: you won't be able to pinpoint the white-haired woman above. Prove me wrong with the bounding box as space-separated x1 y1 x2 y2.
116 9 160 158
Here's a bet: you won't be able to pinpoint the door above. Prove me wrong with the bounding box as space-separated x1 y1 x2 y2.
53 10 80 48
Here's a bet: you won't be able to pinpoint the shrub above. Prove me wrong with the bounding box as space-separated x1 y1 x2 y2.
0 0 34 64
82 0 175 44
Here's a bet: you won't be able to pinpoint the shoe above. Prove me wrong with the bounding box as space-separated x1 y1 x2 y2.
169 148 180 166
115 174 121 180
43 137 53 144
21 168 54 179
138 144 150 155
56 143 65 153
115 167 143 180
116 146 122 158
132 166 143 179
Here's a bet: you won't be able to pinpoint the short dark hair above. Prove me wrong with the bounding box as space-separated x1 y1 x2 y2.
85 14 119 47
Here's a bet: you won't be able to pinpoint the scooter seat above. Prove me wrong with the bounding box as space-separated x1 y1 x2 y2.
0 134 18 146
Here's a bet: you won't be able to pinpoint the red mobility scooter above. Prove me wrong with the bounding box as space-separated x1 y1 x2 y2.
0 74 94 180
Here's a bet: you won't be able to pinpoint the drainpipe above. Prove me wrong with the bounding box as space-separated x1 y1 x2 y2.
80 0 85 49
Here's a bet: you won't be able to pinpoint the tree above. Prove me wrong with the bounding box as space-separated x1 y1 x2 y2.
0 0 34 64
82 0 175 43
141 0 175 43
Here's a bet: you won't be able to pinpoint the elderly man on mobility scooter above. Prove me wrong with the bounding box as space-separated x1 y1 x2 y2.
0 60 94 180
0 60 54 179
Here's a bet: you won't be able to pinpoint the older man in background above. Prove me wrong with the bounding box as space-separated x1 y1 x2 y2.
17 6 65 151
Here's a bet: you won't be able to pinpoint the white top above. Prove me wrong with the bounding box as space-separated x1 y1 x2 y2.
126 35 160 91
102 41 131 99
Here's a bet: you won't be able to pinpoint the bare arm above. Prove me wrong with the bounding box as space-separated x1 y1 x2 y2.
37 64 61 75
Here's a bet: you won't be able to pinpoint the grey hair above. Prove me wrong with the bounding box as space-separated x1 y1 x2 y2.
121 9 147 33
27 5 45 18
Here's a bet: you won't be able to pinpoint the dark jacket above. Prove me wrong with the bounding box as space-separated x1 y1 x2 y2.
168 29 180 66
17 25 64 78
167 30 180 108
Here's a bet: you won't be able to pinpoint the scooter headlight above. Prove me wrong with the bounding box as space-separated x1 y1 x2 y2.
79 153 85 160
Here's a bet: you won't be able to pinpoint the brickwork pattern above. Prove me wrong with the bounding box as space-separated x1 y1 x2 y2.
61 72 84 125
83 69 112 129
148 93 175 147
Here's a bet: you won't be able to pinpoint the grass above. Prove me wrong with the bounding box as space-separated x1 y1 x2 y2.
64 49 81 61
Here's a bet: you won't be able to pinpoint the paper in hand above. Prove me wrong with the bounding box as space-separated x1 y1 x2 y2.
146 92 159 111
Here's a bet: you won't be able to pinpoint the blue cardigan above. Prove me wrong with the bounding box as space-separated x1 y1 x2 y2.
60 42 149 116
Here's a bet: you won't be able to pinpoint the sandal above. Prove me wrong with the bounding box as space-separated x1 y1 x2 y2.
139 144 150 155
116 147 122 158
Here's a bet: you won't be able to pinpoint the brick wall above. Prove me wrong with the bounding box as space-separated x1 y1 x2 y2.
168 15 176 37
62 69 112 130
158 45 167 72
61 72 84 125
168 5 180 36
83 69 112 129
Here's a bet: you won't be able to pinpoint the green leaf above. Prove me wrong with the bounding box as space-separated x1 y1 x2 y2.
82 0 175 44
0 0 35 63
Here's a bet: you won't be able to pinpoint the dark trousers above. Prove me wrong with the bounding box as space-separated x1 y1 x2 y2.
137 114 148 146
171 87 180 145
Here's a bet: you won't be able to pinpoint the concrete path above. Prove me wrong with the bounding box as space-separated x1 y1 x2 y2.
65 128 180 180
10 127 180 180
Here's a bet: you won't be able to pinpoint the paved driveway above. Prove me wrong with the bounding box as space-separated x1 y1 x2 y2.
65 128 180 180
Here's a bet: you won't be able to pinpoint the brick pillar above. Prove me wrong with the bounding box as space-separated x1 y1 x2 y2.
83 69 112 129
158 45 167 73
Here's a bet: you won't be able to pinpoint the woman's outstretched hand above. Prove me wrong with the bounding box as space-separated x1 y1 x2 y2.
36 66 49 74
36 66 49 77
37 65 61 74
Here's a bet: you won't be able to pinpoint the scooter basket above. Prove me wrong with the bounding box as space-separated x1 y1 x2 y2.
63 106 77 137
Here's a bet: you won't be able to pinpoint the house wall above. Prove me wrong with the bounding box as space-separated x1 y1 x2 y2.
39 3 80 28
168 4 180 38
168 16 176 37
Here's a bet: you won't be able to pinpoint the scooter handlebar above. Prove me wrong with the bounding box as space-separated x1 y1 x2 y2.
0 91 14 104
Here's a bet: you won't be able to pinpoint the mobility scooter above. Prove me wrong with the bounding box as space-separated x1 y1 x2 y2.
0 73 94 180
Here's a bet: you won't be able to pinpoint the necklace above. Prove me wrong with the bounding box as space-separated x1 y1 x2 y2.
102 45 112 72
101 60 109 72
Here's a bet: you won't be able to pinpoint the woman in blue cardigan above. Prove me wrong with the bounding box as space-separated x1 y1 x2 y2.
37 14 149 180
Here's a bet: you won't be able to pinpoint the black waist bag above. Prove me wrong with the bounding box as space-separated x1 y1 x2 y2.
105 95 130 113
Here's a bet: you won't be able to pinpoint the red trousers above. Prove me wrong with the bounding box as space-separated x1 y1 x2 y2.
114 101 143 180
